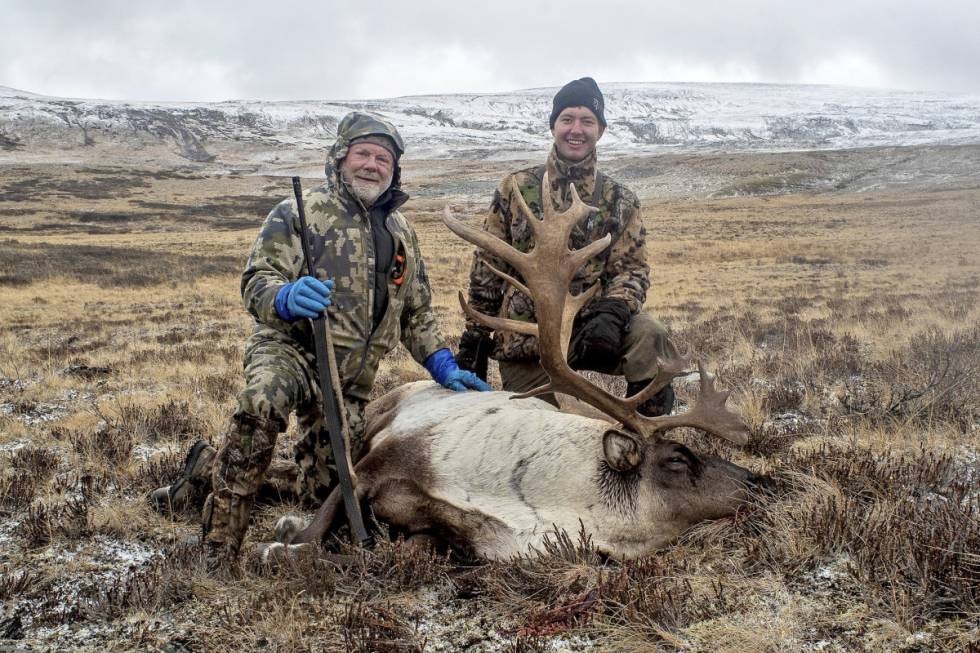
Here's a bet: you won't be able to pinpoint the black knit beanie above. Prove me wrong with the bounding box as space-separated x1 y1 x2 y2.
549 77 606 129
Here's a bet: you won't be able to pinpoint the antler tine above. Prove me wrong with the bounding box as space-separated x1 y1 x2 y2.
458 291 538 337
509 174 611 283
626 362 750 445
478 256 531 299
562 283 601 358
443 206 534 281
624 341 692 411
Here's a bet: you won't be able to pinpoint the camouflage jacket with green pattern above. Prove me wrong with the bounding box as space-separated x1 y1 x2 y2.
242 175 446 400
466 147 650 361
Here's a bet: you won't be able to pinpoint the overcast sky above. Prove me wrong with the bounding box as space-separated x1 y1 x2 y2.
4 0 979 102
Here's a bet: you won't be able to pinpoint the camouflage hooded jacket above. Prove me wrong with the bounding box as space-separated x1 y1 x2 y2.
241 113 446 400
466 146 650 361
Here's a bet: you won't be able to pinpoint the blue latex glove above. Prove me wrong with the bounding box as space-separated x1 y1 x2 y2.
274 276 334 321
424 348 492 392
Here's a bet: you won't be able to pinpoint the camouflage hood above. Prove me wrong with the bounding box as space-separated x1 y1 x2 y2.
325 111 406 191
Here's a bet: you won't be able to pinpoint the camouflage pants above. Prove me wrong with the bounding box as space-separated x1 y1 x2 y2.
203 336 367 554
498 312 674 403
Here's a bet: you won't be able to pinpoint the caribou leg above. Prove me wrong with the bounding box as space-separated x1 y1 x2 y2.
255 482 366 565
291 482 358 545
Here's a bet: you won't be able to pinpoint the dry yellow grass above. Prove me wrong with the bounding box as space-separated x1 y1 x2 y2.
0 147 978 651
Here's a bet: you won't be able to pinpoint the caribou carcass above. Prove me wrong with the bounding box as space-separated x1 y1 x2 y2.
265 174 764 561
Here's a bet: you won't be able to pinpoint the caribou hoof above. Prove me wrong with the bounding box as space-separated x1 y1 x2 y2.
273 514 308 544
255 541 313 565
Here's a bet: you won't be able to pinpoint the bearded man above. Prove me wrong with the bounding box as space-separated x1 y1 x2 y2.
153 111 488 566
456 78 676 416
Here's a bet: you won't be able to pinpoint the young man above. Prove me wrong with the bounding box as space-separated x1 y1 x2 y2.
456 77 676 415
153 112 488 566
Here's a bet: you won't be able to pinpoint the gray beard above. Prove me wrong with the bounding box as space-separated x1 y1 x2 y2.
343 172 391 207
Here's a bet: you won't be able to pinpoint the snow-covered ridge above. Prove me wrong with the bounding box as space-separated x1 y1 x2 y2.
1 83 979 163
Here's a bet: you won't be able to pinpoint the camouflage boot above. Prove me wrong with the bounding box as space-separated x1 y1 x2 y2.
150 440 217 513
626 380 676 417
201 412 283 566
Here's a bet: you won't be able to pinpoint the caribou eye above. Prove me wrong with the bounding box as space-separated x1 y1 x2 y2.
663 456 689 469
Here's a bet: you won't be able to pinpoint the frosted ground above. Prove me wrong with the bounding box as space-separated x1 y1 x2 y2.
0 82 978 651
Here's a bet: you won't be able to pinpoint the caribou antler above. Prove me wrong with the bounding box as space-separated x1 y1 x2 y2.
443 173 749 445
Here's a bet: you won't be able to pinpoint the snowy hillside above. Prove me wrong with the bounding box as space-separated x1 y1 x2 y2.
1 82 979 163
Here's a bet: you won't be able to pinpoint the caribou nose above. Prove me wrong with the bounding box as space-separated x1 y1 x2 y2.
746 473 775 491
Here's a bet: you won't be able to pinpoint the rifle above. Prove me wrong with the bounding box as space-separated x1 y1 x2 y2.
291 176 370 546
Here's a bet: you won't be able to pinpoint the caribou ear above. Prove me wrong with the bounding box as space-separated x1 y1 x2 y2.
602 429 643 472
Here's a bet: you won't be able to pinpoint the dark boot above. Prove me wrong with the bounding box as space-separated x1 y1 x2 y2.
201 412 283 565
201 494 244 574
626 380 676 417
150 440 217 513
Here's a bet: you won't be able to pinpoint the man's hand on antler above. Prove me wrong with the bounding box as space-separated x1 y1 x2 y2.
570 297 632 370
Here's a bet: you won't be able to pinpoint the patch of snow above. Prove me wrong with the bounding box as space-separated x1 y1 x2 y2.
0 439 30 453
0 377 32 392
62 388 94 403
8 536 165 644
132 443 167 461
43 542 84 564
0 517 21 557
763 410 822 436
956 448 978 484
810 555 855 594
0 401 69 425
912 492 949 505
33 623 73 640
905 631 932 646
750 377 776 390
92 536 158 567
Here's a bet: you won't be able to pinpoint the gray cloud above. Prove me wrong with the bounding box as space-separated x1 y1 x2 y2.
3 0 978 101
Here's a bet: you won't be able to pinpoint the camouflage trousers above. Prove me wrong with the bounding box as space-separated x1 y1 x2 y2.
498 312 674 402
203 336 367 555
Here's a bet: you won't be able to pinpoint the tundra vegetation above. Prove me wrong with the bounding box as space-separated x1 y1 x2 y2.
0 146 978 651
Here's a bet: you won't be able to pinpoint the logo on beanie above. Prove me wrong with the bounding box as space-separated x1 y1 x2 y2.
593 98 602 113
